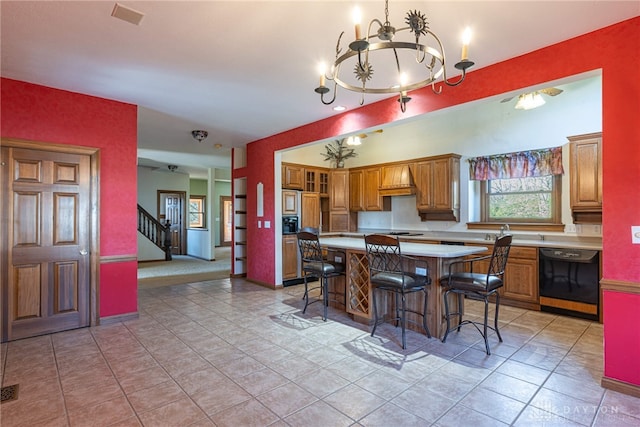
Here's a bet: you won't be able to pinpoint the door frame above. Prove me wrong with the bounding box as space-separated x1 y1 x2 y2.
157 190 187 255
0 138 101 338
220 195 232 247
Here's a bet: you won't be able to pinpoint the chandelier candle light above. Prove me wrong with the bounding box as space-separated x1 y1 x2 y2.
315 0 474 112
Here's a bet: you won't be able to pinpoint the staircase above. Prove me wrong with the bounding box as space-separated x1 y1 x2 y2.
137 204 172 261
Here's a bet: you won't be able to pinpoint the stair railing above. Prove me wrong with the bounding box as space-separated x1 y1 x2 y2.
137 204 172 261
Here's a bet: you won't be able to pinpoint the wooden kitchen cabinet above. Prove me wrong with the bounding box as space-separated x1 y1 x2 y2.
304 167 330 196
282 163 304 190
318 170 329 197
349 169 364 211
465 244 539 310
330 169 349 211
329 169 356 231
282 190 298 215
568 132 602 223
413 154 461 221
349 167 390 212
282 235 299 280
364 167 390 211
301 192 321 229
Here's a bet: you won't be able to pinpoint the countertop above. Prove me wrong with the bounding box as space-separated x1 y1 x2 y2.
320 229 602 251
319 236 488 258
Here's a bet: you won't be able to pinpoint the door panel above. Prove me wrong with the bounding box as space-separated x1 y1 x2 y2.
2 146 90 342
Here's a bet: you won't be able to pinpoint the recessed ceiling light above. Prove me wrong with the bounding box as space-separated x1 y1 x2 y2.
333 106 346 111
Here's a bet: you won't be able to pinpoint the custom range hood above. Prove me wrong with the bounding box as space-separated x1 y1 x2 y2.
378 164 416 196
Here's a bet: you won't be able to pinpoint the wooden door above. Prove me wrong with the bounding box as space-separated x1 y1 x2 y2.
1 146 91 341
160 192 185 255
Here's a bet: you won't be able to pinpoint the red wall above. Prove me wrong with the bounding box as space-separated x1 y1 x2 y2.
245 17 640 387
1 78 138 317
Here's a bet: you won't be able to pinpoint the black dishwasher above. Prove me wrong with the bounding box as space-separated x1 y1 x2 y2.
539 248 600 320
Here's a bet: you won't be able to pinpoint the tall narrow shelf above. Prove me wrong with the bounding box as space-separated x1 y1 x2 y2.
233 179 247 276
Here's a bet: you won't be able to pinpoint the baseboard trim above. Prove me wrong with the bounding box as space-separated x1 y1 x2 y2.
601 376 640 398
99 312 139 325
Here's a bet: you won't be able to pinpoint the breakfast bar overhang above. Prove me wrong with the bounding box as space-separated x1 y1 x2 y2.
319 237 488 339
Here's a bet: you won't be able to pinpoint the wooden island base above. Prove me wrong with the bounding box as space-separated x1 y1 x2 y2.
319 238 488 339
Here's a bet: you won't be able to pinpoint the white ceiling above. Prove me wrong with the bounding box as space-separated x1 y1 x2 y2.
2 1 638 178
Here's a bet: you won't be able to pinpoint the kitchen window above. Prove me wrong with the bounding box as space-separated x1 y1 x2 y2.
189 196 206 228
470 146 564 227
481 175 561 223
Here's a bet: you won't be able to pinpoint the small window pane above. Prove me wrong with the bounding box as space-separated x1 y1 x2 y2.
487 176 554 221
189 196 205 228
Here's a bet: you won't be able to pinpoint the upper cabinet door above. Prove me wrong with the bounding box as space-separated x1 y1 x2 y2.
569 132 602 223
282 190 298 215
282 163 304 190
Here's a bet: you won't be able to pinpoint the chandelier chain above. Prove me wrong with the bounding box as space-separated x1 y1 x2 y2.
384 0 390 26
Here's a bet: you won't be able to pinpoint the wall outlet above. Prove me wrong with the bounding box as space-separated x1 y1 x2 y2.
415 267 427 276
258 220 261 228
632 226 640 244
566 224 576 233
334 256 343 263
265 221 271 228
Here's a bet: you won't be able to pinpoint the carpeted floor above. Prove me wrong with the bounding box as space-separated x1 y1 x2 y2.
137 247 231 288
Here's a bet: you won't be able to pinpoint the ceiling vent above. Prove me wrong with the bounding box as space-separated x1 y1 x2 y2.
111 3 144 26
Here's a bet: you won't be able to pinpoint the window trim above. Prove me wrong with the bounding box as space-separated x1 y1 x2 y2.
480 174 562 224
189 195 206 229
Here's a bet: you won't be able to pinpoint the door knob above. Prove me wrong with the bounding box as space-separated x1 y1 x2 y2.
79 250 88 256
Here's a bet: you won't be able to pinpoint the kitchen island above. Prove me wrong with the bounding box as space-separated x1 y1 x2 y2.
319 236 488 339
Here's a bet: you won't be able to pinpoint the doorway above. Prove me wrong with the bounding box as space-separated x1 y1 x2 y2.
158 191 186 255
1 140 99 342
220 196 232 246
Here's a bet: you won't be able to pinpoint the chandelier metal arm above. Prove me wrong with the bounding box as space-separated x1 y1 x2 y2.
314 1 474 112
332 41 445 93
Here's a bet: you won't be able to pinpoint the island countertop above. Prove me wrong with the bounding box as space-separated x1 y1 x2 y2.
320 230 602 251
319 236 488 258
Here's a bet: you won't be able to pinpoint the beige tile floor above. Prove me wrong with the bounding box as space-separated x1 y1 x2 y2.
2 277 639 426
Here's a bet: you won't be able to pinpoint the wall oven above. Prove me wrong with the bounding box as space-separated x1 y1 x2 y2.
539 248 600 320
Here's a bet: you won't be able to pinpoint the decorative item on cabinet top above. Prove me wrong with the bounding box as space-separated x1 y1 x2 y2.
321 139 357 168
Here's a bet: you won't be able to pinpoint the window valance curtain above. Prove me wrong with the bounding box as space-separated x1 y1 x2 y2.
468 146 564 181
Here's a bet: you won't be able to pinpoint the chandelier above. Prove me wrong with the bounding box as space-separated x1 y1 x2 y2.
314 0 474 112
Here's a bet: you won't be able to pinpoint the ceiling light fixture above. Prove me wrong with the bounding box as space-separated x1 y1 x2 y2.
515 92 546 110
191 130 208 142
315 0 474 113
346 135 362 146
